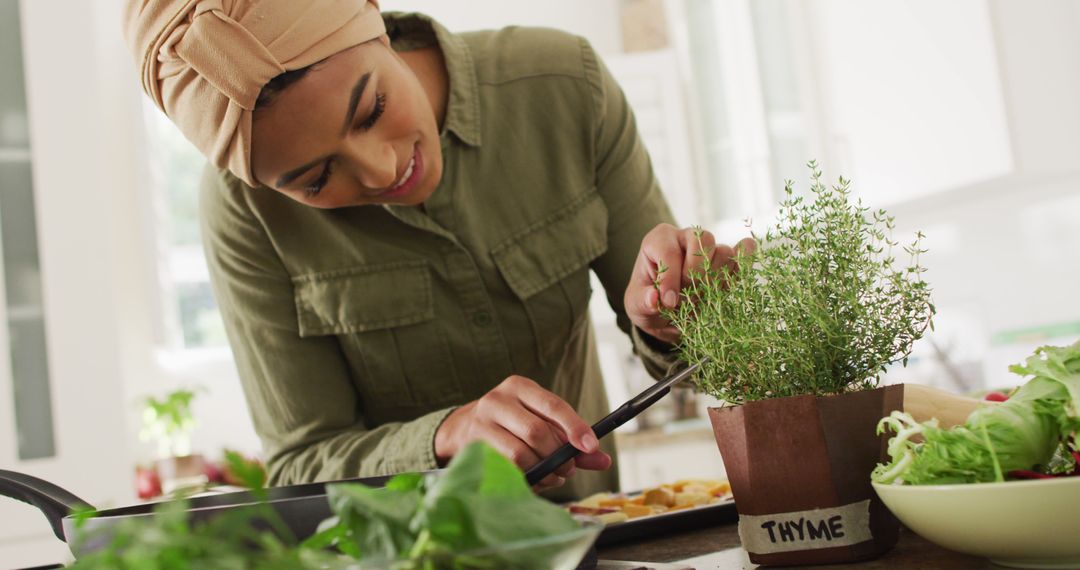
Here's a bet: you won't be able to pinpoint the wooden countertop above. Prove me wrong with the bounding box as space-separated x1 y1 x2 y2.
596 523 999 569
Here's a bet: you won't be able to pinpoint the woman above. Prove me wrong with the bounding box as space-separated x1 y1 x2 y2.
125 0 751 500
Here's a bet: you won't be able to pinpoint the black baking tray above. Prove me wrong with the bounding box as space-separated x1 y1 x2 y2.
594 498 739 547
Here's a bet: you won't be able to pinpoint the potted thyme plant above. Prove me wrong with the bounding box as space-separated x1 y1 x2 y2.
661 161 934 565
139 387 208 495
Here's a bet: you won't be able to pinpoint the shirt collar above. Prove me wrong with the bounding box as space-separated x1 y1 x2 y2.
384 12 482 147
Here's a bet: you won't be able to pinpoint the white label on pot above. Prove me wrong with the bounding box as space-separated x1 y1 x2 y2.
738 500 874 554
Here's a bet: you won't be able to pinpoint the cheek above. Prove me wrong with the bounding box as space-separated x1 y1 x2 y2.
391 90 432 136
391 71 437 130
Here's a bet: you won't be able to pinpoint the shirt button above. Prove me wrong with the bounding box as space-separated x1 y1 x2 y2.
473 311 493 327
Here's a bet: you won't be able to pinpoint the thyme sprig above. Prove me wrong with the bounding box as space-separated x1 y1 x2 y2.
660 161 935 404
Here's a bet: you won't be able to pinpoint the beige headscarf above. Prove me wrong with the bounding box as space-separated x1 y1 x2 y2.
124 0 385 186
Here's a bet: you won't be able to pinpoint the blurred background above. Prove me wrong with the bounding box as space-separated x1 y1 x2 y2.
2 0 1079 565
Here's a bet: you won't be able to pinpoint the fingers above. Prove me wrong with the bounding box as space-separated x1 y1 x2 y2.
737 236 758 256
574 450 613 471
682 229 716 288
641 285 661 315
624 224 759 346
501 402 566 454
711 236 758 279
512 377 599 455
638 224 685 310
639 225 726 308
711 243 736 275
440 376 613 491
486 424 565 489
501 406 576 478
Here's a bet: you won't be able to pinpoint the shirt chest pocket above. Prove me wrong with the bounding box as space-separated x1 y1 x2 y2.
292 260 462 420
491 192 609 366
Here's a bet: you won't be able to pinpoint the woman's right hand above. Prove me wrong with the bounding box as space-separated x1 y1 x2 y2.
434 375 611 489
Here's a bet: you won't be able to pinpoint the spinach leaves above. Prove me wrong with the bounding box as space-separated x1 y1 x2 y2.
69 443 593 569
314 442 585 568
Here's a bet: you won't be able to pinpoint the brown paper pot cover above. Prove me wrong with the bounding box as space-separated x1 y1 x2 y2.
708 384 903 566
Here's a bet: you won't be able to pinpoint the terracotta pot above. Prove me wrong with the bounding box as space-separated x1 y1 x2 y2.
155 453 208 495
708 385 903 566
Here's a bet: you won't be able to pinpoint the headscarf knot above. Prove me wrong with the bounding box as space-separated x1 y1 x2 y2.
125 0 385 186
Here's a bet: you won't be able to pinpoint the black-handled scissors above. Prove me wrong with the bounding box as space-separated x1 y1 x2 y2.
525 359 707 487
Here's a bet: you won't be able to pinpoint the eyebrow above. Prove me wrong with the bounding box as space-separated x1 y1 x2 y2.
274 72 373 188
276 157 323 188
341 71 372 135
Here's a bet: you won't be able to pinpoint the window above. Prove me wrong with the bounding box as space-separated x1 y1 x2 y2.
673 0 1012 224
142 104 227 349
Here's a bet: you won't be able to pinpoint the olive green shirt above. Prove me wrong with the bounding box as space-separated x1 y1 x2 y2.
200 12 677 500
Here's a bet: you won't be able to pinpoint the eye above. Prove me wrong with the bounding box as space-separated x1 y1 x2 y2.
303 161 333 198
358 93 386 131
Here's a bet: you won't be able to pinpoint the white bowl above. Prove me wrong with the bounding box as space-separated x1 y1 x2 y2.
873 477 1080 569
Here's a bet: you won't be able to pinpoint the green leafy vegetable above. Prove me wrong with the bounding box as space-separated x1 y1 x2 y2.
661 161 934 403
70 450 347 568
873 341 1080 485
70 498 345 569
68 443 590 568
317 442 583 568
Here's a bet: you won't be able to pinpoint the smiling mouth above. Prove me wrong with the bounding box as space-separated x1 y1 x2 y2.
377 144 421 198
392 153 416 190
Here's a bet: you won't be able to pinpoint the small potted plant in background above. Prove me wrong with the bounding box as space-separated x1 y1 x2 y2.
661 161 935 565
139 386 207 495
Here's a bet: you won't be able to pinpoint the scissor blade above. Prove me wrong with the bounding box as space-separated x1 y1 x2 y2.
628 358 707 409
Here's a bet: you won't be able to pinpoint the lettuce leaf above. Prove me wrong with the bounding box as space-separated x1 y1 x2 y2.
873 340 1080 485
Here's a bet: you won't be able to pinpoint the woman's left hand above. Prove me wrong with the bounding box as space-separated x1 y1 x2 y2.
624 224 756 346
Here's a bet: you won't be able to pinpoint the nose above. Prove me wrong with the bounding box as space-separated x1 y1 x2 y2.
343 137 397 190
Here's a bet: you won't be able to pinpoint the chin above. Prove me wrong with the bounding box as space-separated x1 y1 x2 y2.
410 161 443 204
400 180 439 206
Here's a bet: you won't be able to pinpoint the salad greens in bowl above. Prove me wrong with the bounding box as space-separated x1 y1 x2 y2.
872 341 1080 568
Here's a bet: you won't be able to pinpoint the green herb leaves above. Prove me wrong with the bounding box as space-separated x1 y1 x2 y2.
662 161 934 403
318 442 584 568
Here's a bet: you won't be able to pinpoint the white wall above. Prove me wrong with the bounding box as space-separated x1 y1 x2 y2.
989 0 1080 173
809 0 1013 204
888 0 1080 391
882 172 1080 392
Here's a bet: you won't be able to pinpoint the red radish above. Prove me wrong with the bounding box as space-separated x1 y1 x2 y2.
984 391 1010 402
